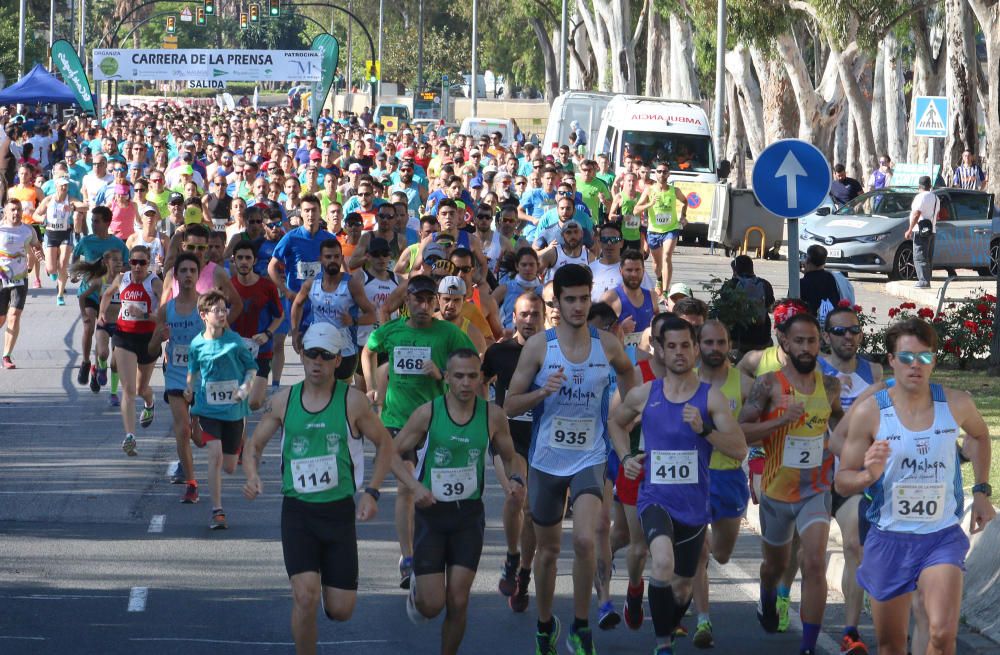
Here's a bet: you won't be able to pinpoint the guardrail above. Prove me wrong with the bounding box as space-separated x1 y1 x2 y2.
935 275 997 315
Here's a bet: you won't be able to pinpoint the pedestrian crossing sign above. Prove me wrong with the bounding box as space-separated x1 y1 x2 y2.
914 96 948 138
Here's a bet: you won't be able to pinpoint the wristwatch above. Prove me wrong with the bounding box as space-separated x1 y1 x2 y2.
364 487 381 501
972 482 993 497
264 328 273 339
508 474 525 487
698 424 713 438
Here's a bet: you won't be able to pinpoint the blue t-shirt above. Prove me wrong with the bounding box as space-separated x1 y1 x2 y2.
188 328 258 421
271 226 336 293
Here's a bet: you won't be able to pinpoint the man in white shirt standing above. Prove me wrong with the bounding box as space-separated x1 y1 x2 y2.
903 176 939 289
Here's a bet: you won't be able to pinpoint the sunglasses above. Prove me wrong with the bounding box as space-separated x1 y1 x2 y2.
184 244 209 252
454 265 473 274
895 351 934 365
558 191 573 197
265 222 283 229
303 348 337 361
827 325 862 336
501 218 517 224
134 186 148 192
544 300 557 309
130 259 149 266
600 236 623 244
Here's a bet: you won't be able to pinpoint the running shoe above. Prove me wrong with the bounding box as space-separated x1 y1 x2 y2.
108 393 120 407
3 356 15 369
674 624 688 638
32 278 41 289
624 581 644 630
170 461 186 484
210 508 227 530
839 631 869 655
121 433 137 456
692 620 714 648
56 295 65 306
499 557 518 596
565 624 595 655
405 579 429 624
510 568 531 613
776 595 791 632
399 555 413 589
534 615 561 655
757 598 779 634
97 366 108 387
597 600 621 630
88 365 100 393
181 483 199 504
139 404 154 428
49 273 57 281
77 361 89 384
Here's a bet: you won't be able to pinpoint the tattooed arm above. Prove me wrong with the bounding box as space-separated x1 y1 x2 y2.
738 373 800 444
823 374 844 432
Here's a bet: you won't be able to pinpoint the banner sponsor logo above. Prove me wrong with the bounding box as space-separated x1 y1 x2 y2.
92 49 321 82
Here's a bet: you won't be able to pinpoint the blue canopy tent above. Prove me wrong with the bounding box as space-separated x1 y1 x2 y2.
0 65 80 106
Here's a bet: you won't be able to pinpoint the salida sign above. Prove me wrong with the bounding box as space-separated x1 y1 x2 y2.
187 79 227 89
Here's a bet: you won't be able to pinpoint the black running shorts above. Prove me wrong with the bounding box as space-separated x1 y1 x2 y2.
639 504 707 579
413 499 485 576
281 496 359 590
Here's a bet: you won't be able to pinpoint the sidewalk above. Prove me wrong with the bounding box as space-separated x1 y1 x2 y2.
879 270 996 310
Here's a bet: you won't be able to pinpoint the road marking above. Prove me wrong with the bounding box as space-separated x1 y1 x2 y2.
129 637 392 646
148 515 166 533
6 594 123 600
127 587 148 612
0 636 46 640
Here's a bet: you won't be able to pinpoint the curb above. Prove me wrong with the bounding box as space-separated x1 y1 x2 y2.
740 500 1000 653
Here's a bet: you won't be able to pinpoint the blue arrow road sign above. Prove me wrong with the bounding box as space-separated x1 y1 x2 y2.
752 139 831 219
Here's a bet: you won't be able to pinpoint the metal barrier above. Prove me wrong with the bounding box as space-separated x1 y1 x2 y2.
740 227 766 259
935 275 996 315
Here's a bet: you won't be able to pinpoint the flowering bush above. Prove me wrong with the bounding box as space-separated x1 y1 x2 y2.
870 294 996 369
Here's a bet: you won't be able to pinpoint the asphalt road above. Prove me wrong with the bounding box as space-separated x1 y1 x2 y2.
1 244 995 654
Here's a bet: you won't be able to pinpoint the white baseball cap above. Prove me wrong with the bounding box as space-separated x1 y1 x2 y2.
437 275 467 296
301 323 348 354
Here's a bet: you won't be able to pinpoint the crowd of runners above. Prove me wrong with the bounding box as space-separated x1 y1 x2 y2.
0 100 995 655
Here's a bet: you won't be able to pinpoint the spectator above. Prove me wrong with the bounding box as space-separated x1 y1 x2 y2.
867 155 893 190
952 149 987 190
800 245 842 321
830 164 864 206
904 175 940 288
721 255 775 352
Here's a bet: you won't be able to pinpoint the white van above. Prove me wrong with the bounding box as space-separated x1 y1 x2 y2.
595 96 727 182
459 117 514 145
542 90 615 156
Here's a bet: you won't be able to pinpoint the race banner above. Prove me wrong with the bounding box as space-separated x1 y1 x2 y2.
92 49 321 82
51 40 96 115
309 34 340 123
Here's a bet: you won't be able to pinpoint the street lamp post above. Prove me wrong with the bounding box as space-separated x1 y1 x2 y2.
376 0 384 100
416 0 424 93
18 0 27 78
559 0 567 93
471 0 478 117
712 0 727 161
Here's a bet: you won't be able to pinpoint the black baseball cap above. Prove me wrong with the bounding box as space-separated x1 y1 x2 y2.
407 275 437 295
367 237 391 255
168 192 184 205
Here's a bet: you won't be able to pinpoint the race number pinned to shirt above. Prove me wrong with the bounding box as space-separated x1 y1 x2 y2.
650 450 699 484
782 436 824 469
242 337 260 358
121 300 148 322
206 379 239 405
892 482 946 522
431 466 477 501
551 416 593 450
623 214 641 230
296 260 321 280
291 455 339 494
171 344 189 367
393 346 431 375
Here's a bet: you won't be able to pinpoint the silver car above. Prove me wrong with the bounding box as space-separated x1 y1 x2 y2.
799 188 998 280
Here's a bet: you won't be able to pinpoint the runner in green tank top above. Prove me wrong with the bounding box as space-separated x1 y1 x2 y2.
393 348 526 655
242 323 416 654
610 171 643 247
633 162 688 297
692 320 754 647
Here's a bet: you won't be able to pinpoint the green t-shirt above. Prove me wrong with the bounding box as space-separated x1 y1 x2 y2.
417 396 490 502
365 317 475 429
575 176 610 224
619 196 640 241
596 171 615 189
648 185 679 234
281 381 362 503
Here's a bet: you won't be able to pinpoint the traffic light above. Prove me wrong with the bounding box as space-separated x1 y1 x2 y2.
268 0 280 17
166 16 176 33
196 7 206 25
204 0 215 15
249 3 260 22
239 12 248 29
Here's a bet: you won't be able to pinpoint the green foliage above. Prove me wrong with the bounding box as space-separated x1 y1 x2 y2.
701 276 762 339
0 4 48 83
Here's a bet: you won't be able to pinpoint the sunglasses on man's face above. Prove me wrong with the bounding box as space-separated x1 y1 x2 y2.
827 325 862 337
894 351 934 365
185 244 209 252
303 348 338 361
600 236 623 244
130 259 149 266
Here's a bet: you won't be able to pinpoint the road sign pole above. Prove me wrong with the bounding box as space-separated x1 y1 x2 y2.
787 219 800 298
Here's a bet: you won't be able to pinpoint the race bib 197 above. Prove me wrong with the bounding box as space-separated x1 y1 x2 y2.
205 379 238 405
430 466 477 501
393 346 431 375
291 455 339 494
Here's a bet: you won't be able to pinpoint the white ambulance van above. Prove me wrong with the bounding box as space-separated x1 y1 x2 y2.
542 90 615 156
